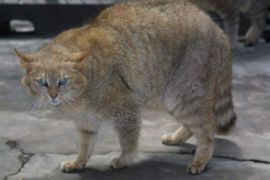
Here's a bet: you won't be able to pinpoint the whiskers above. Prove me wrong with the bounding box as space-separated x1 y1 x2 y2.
26 93 89 114
62 97 74 108
62 95 89 110
26 96 48 113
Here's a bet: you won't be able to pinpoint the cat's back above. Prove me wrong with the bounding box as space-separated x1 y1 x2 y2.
92 0 219 50
89 0 229 98
94 0 204 33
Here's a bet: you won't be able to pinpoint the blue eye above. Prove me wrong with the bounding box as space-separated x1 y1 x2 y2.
58 78 69 86
37 79 48 87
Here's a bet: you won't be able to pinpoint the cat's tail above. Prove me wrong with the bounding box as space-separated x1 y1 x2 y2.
214 43 237 135
215 88 237 135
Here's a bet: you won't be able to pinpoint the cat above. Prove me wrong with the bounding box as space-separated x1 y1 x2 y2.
118 0 270 48
15 0 236 175
189 0 270 48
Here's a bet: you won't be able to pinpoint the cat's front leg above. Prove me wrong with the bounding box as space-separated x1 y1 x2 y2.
221 12 239 50
61 129 98 172
111 111 141 169
243 16 266 46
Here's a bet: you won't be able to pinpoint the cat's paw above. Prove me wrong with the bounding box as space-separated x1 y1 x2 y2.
186 161 207 175
244 40 257 47
238 36 246 42
60 161 85 173
162 134 180 145
239 36 257 47
110 157 128 169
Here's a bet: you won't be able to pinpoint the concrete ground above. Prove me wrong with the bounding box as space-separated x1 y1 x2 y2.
0 38 270 180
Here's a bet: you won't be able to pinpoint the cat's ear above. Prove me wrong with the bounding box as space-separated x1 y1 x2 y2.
70 50 90 63
14 49 35 69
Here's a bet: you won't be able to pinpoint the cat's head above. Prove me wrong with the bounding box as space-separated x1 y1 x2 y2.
15 47 89 108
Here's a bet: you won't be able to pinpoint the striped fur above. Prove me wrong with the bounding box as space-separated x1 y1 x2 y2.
215 83 237 134
16 0 236 175
214 47 236 134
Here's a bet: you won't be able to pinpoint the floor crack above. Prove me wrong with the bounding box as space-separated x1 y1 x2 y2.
4 140 33 180
2 140 270 180
176 148 270 165
213 155 270 165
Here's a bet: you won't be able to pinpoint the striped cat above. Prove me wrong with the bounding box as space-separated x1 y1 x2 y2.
15 0 236 175
118 0 270 48
189 0 270 48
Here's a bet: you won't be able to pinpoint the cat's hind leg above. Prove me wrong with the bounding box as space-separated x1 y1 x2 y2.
162 125 192 145
168 98 216 174
186 121 215 175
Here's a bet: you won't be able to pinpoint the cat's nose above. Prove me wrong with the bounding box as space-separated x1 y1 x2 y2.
49 94 58 99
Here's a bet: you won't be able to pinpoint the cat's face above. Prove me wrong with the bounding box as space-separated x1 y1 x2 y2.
22 66 87 107
15 49 89 108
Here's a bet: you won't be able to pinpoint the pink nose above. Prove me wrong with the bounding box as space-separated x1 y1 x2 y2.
50 94 58 99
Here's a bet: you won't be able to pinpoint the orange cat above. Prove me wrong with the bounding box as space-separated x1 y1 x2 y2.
15 0 236 175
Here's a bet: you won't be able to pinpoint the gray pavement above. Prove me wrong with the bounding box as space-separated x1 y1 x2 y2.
0 38 270 180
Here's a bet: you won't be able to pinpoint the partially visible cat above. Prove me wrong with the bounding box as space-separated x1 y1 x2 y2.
118 0 270 48
188 0 270 48
15 0 236 175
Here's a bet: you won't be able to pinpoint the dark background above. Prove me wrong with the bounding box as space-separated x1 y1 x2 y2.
0 0 269 41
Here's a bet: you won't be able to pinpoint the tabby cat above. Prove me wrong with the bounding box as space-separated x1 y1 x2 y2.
15 0 236 175
119 0 270 48
189 0 270 48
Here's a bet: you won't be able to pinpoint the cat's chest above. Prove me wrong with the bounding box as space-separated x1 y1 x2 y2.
66 109 104 132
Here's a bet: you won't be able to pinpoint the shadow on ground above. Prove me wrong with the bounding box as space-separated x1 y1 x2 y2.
28 152 262 180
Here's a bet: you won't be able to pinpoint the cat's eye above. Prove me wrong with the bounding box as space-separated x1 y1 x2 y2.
37 79 48 87
58 78 69 86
